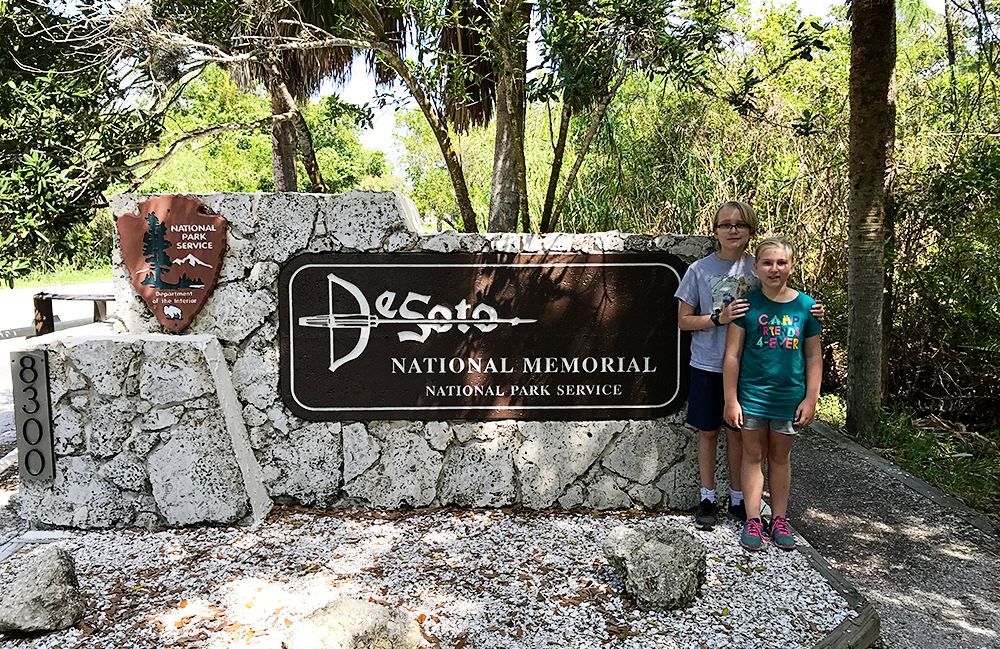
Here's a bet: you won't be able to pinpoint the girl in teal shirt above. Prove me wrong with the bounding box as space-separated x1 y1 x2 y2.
723 236 823 551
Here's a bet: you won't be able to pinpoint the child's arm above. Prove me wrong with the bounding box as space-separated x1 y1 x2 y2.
794 334 823 426
722 323 746 429
678 299 749 331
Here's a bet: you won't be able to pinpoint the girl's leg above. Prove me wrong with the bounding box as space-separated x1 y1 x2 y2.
725 427 743 492
698 428 720 491
740 427 769 521
766 430 796 519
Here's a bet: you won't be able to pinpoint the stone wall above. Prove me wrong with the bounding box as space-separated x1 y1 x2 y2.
19 192 731 528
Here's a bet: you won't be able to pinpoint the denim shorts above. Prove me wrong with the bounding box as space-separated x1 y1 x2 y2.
686 367 738 433
742 414 796 436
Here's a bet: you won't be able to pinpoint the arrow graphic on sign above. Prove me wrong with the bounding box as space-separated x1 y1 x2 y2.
298 273 536 373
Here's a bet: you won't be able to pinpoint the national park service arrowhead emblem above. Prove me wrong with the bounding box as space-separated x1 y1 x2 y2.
116 195 227 333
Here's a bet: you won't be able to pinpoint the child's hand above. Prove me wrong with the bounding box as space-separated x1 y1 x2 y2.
810 302 825 323
794 400 817 426
724 401 743 430
721 298 749 324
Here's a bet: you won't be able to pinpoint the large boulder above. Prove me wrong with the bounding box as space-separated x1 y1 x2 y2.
602 524 707 610
282 599 422 649
0 545 85 632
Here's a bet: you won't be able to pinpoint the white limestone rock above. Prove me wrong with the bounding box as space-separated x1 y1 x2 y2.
522 233 543 252
572 233 598 253
422 230 462 253
138 406 180 432
86 396 138 458
18 455 132 528
602 421 686 485
346 422 441 508
147 408 249 526
489 233 522 252
584 475 633 510
65 339 141 398
602 524 707 611
541 233 574 251
624 234 654 251
195 192 257 236
0 546 85 632
594 231 625 251
451 420 516 444
628 484 663 509
231 346 279 410
558 484 585 509
325 191 416 251
100 452 148 492
515 421 623 508
139 341 215 405
190 283 276 344
423 421 452 451
656 234 714 262
254 192 319 263
217 231 253 283
282 598 421 649
268 422 343 507
383 230 417 252
439 437 516 507
52 407 86 455
248 260 280 290
342 423 379 485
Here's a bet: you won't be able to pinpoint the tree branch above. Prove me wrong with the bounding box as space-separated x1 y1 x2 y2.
114 113 294 188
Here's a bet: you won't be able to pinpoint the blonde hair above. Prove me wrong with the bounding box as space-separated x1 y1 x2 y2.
755 235 795 262
713 201 759 236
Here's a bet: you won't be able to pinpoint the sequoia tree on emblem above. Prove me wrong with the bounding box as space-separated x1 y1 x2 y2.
117 195 227 332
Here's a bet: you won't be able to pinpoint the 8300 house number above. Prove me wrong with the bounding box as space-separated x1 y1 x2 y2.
11 351 54 481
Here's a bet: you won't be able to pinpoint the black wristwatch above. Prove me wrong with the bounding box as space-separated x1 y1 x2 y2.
711 311 723 327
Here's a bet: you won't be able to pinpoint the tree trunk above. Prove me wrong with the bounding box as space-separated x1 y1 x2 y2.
373 44 479 231
540 97 573 233
490 72 520 232
270 93 298 192
846 0 896 438
549 63 629 232
488 4 529 233
269 66 327 193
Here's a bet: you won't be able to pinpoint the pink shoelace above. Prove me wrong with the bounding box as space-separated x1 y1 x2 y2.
771 516 791 537
745 518 763 538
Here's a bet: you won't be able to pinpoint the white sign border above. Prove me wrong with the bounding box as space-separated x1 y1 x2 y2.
286 261 683 414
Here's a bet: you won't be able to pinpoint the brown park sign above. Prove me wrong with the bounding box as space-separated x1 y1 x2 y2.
117 195 227 333
279 252 690 420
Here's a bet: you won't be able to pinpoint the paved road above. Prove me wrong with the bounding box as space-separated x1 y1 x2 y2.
789 423 1000 649
0 280 115 335
0 280 116 445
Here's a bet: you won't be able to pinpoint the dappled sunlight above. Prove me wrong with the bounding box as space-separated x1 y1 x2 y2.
0 508 858 648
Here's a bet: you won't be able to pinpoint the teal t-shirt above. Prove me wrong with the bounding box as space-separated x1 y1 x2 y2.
732 289 822 420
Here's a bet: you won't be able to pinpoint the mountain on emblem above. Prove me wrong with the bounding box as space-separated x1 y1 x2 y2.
175 253 213 269
116 195 227 333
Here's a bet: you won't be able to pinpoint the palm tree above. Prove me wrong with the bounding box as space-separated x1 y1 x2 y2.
229 0 364 192
847 0 896 437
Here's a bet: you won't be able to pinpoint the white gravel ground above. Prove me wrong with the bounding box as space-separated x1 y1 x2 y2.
0 506 854 649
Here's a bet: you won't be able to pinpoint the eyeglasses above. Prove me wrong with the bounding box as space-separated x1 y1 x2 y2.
715 223 750 232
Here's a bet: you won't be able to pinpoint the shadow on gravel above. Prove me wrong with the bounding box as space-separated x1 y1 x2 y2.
789 427 1000 649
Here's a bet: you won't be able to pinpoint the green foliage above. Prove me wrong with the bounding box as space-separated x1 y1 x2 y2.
856 410 1000 516
139 66 389 195
0 3 161 286
888 142 1000 426
816 394 847 429
10 263 112 289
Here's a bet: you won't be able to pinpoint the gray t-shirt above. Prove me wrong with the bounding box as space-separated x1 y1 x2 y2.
674 253 760 373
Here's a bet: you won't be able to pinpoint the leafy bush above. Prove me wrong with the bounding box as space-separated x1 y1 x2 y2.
887 143 1000 428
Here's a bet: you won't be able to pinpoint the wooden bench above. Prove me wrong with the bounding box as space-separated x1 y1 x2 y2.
33 292 115 336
